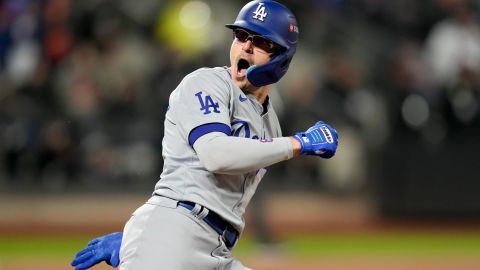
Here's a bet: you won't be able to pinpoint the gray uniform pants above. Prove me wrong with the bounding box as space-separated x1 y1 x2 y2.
119 196 251 270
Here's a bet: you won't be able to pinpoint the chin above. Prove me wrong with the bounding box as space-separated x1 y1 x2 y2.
232 75 248 89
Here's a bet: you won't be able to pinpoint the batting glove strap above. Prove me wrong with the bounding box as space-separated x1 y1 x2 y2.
292 133 309 155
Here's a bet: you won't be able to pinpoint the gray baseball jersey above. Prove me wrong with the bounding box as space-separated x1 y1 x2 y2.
153 66 282 233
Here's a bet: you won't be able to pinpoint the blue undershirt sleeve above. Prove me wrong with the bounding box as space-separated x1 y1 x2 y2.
188 122 231 146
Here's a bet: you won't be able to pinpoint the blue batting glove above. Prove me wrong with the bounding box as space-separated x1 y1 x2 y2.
293 121 339 158
71 232 123 270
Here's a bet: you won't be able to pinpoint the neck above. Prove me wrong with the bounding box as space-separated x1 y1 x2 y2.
243 84 271 104
227 66 271 104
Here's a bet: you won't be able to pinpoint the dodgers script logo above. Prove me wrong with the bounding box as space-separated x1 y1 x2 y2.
231 120 259 139
252 3 267 21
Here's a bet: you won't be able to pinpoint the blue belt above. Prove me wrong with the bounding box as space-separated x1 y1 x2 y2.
178 201 239 249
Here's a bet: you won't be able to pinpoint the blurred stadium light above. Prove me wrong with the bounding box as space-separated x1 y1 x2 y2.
155 1 214 58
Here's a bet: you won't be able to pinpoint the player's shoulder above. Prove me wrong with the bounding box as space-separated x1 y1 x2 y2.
183 67 231 84
179 67 233 97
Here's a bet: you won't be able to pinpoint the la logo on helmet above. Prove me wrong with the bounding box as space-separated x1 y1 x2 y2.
252 3 268 21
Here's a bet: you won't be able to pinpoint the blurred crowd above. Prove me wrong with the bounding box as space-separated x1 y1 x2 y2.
0 0 479 194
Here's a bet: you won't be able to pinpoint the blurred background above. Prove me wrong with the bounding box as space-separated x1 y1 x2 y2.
0 0 480 269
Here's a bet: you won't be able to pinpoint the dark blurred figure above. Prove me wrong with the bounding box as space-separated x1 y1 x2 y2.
281 50 388 193
36 120 78 189
424 0 480 128
379 0 480 217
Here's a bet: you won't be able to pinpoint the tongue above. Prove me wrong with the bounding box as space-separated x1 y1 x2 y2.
238 68 247 77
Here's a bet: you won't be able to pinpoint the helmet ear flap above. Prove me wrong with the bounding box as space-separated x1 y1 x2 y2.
246 51 293 87
280 57 291 69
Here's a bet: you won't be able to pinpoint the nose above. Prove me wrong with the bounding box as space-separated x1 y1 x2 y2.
242 39 254 53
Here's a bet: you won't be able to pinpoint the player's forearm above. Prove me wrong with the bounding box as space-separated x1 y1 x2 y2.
193 132 294 174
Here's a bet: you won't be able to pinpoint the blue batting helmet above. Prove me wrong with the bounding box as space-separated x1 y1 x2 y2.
226 0 299 87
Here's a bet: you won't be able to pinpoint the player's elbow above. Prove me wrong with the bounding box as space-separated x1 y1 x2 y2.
201 157 229 173
203 161 222 173
198 152 237 174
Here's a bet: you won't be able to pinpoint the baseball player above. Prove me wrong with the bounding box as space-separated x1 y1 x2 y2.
71 1 338 269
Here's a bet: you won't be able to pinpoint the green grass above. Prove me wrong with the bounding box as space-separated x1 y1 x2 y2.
0 236 90 259
234 232 480 259
1 232 480 260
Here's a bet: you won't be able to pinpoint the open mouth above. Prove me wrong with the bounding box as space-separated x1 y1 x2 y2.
236 58 251 77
